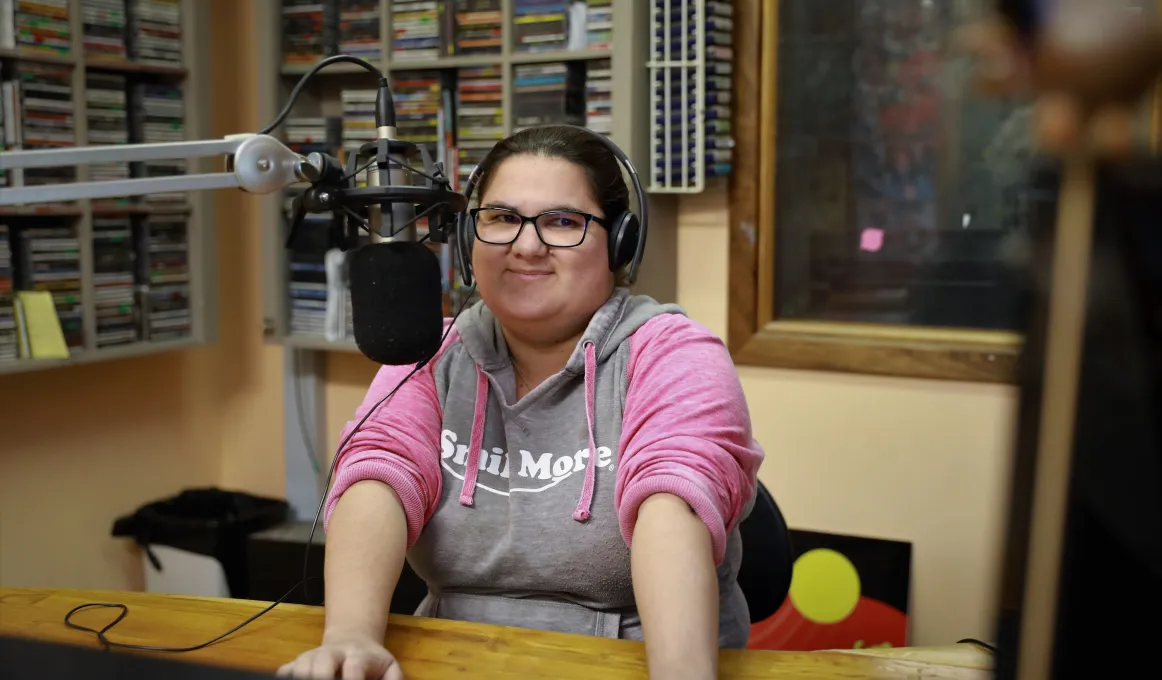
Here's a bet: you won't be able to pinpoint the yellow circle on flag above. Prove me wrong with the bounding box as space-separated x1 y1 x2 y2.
788 548 861 624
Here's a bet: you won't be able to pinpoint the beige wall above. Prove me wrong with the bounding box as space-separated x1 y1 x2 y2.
0 2 1017 649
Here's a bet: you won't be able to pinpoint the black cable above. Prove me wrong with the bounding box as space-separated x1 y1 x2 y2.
64 284 478 652
257 55 385 136
296 367 420 604
256 52 455 248
63 580 320 653
957 638 997 653
298 280 474 602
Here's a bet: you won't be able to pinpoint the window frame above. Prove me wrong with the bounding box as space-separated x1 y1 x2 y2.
727 0 1162 384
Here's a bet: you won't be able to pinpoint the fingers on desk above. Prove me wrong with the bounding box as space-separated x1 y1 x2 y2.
275 646 404 680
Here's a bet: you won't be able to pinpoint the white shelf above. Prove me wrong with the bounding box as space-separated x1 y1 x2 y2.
0 337 202 376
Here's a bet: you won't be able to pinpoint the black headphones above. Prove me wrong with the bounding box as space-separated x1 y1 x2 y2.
454 124 648 287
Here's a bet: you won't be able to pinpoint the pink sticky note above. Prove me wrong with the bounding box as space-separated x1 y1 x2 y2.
859 227 884 253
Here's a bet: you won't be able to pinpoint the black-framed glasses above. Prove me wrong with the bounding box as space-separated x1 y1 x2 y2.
469 207 609 248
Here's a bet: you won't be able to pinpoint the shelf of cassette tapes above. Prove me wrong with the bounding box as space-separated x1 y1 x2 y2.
8 221 86 353
0 0 84 366
283 113 341 341
83 0 129 62
0 223 14 361
92 215 138 347
648 0 734 192
0 0 72 58
86 68 131 195
0 0 204 374
282 0 380 71
0 12 86 357
135 212 190 342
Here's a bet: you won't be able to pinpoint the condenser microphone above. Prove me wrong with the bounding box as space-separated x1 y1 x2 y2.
347 77 446 366
348 240 445 365
308 69 464 365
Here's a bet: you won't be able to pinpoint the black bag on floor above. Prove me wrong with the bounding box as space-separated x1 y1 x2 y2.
112 487 289 599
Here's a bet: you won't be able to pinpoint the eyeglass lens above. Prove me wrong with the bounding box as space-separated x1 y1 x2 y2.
474 208 589 247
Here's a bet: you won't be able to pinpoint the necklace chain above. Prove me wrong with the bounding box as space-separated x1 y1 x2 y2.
511 358 530 391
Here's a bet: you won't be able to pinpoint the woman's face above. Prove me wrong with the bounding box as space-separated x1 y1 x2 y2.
471 154 614 338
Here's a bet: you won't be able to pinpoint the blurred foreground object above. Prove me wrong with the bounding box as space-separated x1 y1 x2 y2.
972 3 1162 680
960 0 1162 156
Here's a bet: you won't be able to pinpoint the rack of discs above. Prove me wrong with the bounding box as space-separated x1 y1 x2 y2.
647 0 735 193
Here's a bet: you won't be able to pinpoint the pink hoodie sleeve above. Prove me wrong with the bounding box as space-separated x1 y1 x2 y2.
614 314 765 565
322 321 459 549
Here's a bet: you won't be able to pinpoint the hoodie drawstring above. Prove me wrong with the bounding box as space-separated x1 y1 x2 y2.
457 343 599 523
458 366 490 507
572 342 598 522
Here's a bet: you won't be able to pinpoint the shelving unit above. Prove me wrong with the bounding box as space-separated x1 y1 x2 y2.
254 0 663 354
648 0 737 193
0 0 214 376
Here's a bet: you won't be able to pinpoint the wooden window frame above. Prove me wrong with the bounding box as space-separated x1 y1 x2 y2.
728 0 1161 384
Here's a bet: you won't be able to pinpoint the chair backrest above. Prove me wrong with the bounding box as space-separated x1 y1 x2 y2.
736 481 794 623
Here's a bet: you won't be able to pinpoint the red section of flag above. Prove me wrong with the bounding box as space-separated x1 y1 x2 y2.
747 596 907 651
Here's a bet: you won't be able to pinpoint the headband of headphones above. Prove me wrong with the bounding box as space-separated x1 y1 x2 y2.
455 124 648 287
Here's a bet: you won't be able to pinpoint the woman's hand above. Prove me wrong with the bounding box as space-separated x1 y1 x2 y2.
957 9 1162 158
276 632 403 680
283 481 409 679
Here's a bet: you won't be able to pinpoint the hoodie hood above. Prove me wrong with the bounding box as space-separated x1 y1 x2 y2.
448 287 685 521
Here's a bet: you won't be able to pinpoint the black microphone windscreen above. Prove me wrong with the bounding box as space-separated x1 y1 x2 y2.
348 241 445 366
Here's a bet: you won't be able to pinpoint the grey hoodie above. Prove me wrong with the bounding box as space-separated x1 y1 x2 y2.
326 289 765 647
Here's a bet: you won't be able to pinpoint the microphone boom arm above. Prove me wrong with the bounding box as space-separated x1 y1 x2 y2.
0 134 313 206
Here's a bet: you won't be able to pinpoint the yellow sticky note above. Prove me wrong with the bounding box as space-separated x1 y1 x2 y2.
15 291 70 360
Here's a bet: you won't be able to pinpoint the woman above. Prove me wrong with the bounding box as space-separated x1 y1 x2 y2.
278 126 765 680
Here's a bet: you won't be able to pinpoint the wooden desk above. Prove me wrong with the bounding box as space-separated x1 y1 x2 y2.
0 588 993 679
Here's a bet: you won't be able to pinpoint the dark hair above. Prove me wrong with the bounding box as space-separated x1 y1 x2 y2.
474 125 631 230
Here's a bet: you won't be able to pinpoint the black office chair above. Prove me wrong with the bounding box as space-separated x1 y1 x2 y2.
736 481 795 623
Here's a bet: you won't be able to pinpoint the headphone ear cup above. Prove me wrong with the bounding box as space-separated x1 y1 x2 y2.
608 212 640 272
456 213 474 286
